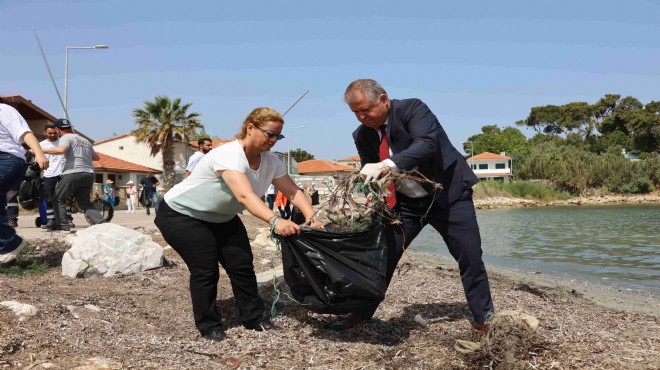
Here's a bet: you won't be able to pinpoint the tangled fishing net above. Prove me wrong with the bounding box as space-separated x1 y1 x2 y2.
310 170 443 232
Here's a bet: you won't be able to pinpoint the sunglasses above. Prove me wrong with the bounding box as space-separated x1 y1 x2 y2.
255 125 285 140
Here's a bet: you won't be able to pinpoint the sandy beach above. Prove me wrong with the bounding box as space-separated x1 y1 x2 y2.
1 209 658 369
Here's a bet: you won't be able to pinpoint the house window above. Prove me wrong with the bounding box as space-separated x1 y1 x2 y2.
478 164 488 170
496 163 505 169
471 164 477 170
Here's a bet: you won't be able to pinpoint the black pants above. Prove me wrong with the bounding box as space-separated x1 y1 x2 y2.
359 190 494 323
43 176 59 223
267 194 275 210
54 172 104 226
154 200 264 335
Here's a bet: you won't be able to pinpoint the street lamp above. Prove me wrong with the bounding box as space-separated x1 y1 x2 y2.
463 140 474 168
287 125 306 175
64 44 109 119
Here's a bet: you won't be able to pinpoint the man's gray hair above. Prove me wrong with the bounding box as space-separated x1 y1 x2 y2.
344 79 388 104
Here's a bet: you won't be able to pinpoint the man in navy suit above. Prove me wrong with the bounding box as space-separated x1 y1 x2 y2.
328 79 494 332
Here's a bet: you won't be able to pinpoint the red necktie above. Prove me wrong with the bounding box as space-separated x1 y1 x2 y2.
379 126 397 209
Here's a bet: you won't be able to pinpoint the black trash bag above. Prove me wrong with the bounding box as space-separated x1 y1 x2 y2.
139 189 152 207
18 162 42 210
280 224 387 315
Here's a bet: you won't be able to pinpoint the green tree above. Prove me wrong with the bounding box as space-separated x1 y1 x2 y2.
287 148 315 163
132 96 203 190
516 102 592 137
465 125 528 155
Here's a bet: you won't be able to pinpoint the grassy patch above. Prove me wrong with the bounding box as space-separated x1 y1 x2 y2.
473 180 569 202
0 239 68 277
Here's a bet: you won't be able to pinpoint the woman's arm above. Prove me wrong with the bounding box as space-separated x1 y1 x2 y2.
273 175 320 225
20 132 49 170
221 170 305 236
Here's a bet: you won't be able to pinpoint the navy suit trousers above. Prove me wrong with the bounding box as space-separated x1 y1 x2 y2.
361 189 494 323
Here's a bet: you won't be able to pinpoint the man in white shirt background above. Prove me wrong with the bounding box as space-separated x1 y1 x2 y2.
183 138 212 179
39 124 66 229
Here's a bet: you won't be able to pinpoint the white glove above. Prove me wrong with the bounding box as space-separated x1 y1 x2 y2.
360 162 388 184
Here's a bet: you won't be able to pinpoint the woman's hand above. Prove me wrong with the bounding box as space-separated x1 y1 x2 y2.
274 218 301 236
306 218 323 229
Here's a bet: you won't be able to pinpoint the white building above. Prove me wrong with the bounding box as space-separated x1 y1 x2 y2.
94 133 193 183
468 152 513 182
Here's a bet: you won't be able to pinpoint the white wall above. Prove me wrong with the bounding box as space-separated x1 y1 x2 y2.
469 158 512 175
94 135 190 176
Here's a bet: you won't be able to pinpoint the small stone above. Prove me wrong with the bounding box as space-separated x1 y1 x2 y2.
414 314 429 327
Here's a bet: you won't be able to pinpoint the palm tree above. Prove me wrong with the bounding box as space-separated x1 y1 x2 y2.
132 96 203 191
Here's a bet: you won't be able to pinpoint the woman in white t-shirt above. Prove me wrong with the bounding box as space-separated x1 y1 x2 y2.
155 107 321 342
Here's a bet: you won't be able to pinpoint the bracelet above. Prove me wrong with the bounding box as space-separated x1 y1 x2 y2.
267 213 278 224
269 214 281 234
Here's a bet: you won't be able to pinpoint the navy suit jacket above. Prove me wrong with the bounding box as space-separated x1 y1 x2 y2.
353 98 478 209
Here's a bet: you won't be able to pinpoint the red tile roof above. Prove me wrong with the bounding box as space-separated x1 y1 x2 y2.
338 155 360 162
93 133 131 145
297 160 359 174
471 152 511 160
93 153 161 174
0 95 56 121
1 95 95 143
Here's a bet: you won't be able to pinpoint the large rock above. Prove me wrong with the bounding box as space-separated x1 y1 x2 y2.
62 223 163 278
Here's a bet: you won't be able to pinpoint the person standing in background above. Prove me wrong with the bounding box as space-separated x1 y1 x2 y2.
103 179 117 206
0 102 48 263
274 189 290 220
266 183 276 210
42 119 104 232
183 138 213 179
39 124 66 229
126 181 138 213
140 173 160 215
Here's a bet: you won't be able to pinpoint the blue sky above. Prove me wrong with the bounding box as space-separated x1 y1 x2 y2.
3 0 660 160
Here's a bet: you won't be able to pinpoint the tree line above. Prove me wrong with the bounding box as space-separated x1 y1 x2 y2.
465 94 659 195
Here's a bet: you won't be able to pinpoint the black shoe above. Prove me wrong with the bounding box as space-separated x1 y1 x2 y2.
245 317 277 332
202 328 226 342
327 313 366 331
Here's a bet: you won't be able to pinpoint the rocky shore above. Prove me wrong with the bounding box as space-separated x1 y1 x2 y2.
1 213 658 369
474 193 660 209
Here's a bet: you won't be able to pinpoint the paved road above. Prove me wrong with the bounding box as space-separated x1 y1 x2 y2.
13 208 159 240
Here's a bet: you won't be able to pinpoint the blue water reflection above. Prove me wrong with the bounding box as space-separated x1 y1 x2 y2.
410 204 660 293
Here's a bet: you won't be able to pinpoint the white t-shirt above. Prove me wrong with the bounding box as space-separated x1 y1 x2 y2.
186 151 204 173
165 140 287 223
40 139 64 178
0 104 30 160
